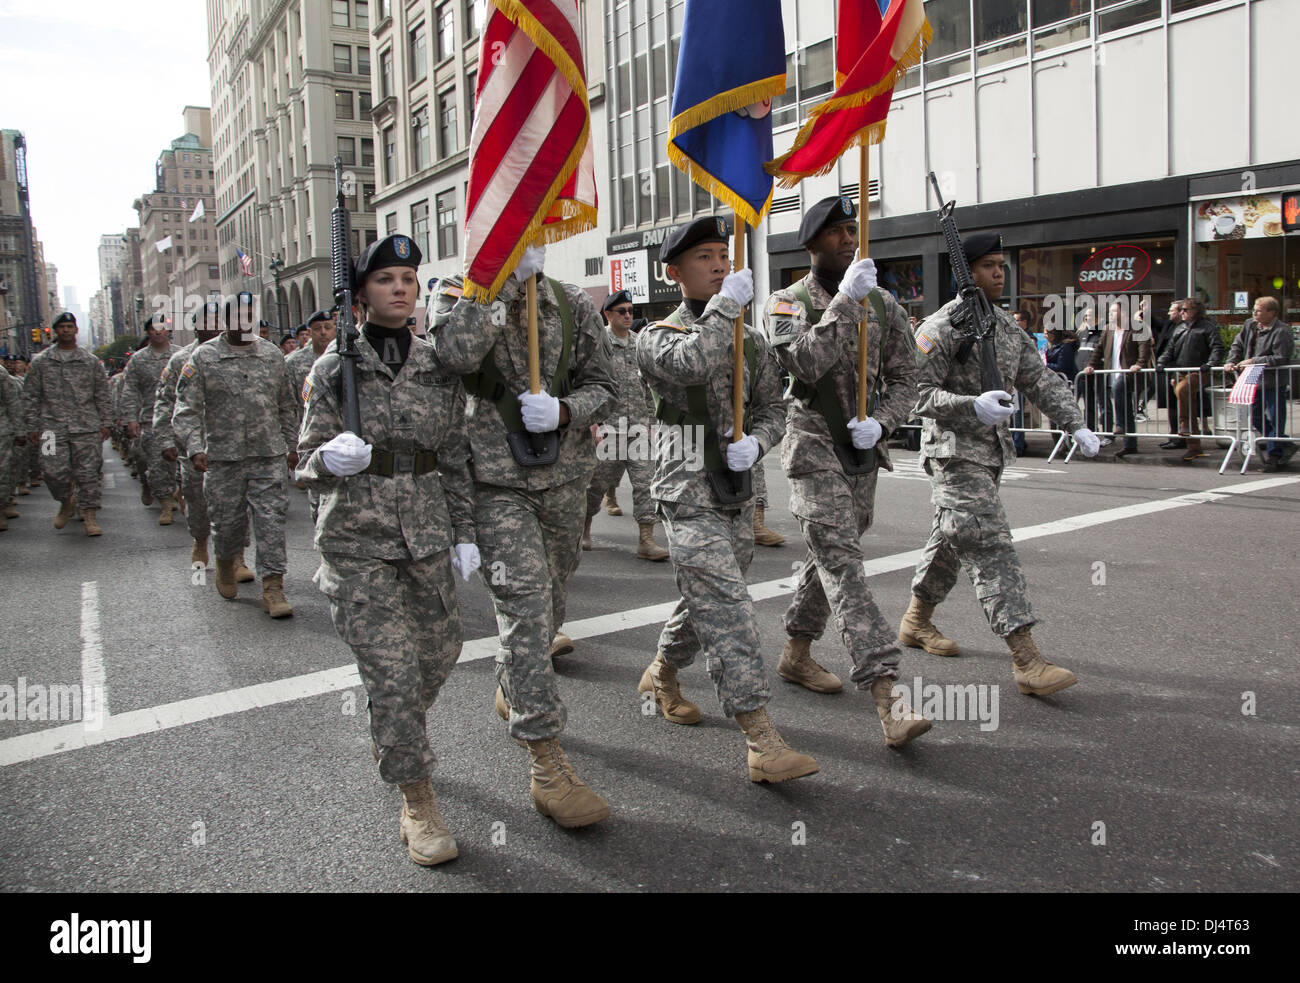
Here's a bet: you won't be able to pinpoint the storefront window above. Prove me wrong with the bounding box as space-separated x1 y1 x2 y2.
878 258 926 319
1192 194 1297 329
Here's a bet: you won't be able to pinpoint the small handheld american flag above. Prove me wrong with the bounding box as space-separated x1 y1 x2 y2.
1228 364 1265 405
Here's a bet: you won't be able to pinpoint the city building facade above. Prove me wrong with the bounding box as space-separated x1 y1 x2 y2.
0 129 46 356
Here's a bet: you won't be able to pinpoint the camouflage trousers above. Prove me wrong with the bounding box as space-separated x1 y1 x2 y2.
203 456 288 578
40 431 104 509
911 457 1035 638
317 549 463 786
585 452 656 524
783 467 900 688
753 456 768 507
474 477 585 742
656 500 770 717
180 457 211 541
27 439 38 480
138 424 178 499
1 438 14 502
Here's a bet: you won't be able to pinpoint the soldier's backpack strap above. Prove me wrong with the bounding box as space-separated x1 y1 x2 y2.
460 276 576 434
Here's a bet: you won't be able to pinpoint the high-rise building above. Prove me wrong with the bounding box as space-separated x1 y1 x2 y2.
369 0 608 319
133 108 219 343
207 0 378 331
117 228 146 340
0 129 45 356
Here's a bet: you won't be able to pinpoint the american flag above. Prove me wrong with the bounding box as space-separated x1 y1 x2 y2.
462 0 597 302
236 248 254 277
1228 364 1265 404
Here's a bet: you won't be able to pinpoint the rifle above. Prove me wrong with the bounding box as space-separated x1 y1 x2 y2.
332 157 363 437
927 171 1010 406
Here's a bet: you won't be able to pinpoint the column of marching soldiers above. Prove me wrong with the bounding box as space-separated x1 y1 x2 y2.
0 196 1104 867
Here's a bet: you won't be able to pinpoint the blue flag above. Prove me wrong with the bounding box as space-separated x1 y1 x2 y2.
667 0 786 228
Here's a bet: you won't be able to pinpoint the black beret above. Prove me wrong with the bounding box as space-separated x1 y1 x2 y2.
52 312 77 327
258 319 271 328
797 195 858 247
355 234 422 284
660 216 729 264
294 324 310 334
307 309 332 325
280 334 296 346
962 231 1003 265
602 289 633 311
143 312 169 329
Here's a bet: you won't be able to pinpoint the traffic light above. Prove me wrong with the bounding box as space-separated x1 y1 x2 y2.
31 328 40 343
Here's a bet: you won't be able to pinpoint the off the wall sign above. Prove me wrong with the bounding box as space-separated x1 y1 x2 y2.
1077 244 1151 293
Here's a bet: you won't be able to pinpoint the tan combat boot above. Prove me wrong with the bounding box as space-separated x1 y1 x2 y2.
53 496 76 529
262 574 294 618
1007 627 1077 696
17 482 30 496
580 515 592 551
602 488 622 516
637 653 701 725
4 502 18 518
234 548 256 583
191 538 210 567
215 555 239 600
870 677 932 747
898 596 960 656
140 478 152 506
777 636 842 693
158 494 176 526
494 686 526 747
526 738 610 828
81 509 102 537
398 779 458 866
753 505 785 547
735 707 819 783
551 632 574 658
635 522 669 562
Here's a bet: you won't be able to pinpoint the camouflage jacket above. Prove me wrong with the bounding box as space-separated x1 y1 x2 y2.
119 343 178 425
172 335 298 462
285 345 322 425
297 331 474 560
110 374 124 422
153 341 200 448
430 274 615 490
24 345 111 435
603 327 655 427
914 298 1084 467
636 295 787 509
764 273 918 477
0 366 23 437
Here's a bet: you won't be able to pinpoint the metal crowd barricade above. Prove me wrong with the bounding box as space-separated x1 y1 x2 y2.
1224 363 1299 474
1010 369 1070 461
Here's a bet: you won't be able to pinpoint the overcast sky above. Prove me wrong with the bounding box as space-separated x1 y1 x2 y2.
1 0 211 314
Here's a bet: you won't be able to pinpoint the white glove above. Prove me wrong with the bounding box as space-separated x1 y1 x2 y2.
451 543 482 582
320 431 372 476
722 430 761 472
840 258 878 302
514 245 546 282
518 389 561 433
847 415 882 450
1073 427 1101 457
973 390 1015 426
719 269 754 307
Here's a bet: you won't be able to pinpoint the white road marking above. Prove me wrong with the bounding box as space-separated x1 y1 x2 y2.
1 476 1296 768
80 582 108 732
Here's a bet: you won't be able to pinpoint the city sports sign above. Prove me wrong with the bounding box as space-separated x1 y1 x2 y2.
1077 244 1151 294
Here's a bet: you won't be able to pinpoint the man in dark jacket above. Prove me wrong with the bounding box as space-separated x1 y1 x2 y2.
1156 298 1224 461
1225 297 1294 469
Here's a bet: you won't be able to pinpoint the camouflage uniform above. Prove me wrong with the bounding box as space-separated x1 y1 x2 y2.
284 344 321 430
120 343 179 500
172 336 298 578
910 299 1085 636
155 341 212 542
637 296 787 716
431 274 614 742
1 366 23 506
24 346 111 508
765 274 919 686
586 326 657 523
298 332 475 785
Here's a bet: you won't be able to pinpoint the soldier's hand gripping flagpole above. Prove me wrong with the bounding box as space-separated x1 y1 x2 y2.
855 143 877 471
332 156 363 437
732 220 746 446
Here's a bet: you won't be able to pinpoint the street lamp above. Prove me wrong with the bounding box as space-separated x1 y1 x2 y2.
268 254 287 332
134 293 144 342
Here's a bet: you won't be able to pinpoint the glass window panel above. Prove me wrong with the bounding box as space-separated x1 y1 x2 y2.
1033 15 1090 50
773 51 796 114
926 53 971 82
652 99 668 139
975 0 1027 45
1170 0 1220 11
897 64 921 91
1098 0 1160 33
332 0 350 27
335 90 354 119
800 40 833 102
618 114 632 147
1033 0 1090 25
673 168 690 217
409 26 427 81
620 176 635 228
651 44 667 101
617 63 631 114
693 184 712 212
633 52 647 107
357 47 370 76
334 44 352 73
654 165 670 222
356 1 369 31
925 0 973 61
977 37 1026 69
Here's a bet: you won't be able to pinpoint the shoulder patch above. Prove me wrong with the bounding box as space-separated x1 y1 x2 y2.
771 300 804 317
301 377 313 404
442 283 464 299
181 363 197 378
916 331 935 354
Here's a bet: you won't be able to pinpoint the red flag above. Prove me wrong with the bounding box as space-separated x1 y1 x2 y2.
463 0 597 302
767 0 930 186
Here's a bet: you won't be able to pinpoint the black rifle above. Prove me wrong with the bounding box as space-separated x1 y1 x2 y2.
927 172 1010 406
332 158 363 436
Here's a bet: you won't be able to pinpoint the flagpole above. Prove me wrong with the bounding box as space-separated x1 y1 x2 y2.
732 219 746 443
526 275 541 394
857 143 870 421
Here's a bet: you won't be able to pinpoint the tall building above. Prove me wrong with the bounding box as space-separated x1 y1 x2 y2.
0 129 45 356
117 228 146 340
369 0 609 320
207 0 378 331
133 107 220 343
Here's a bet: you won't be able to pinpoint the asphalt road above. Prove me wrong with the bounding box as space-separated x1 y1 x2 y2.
1 437 1297 893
